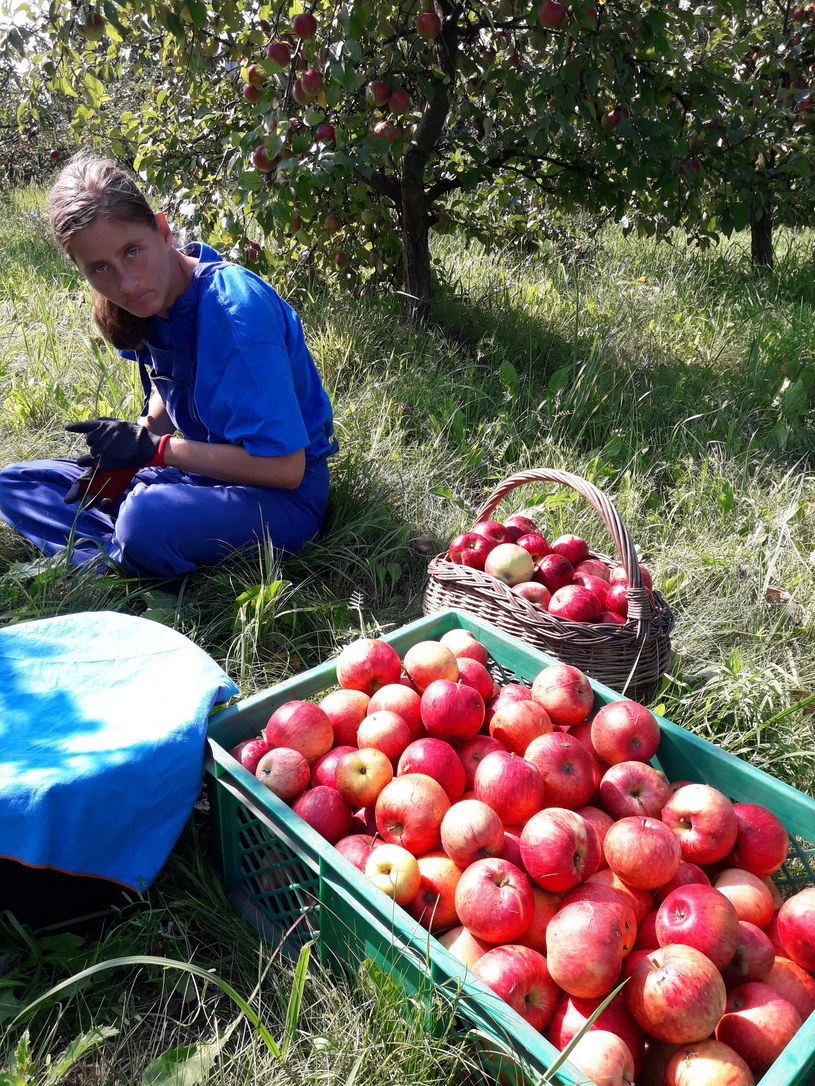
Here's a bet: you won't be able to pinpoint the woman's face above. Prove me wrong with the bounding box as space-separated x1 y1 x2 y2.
67 214 179 319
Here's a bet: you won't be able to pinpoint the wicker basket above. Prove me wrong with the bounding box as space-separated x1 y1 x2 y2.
422 469 675 703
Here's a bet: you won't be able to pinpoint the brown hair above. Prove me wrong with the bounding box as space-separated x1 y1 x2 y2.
48 151 159 350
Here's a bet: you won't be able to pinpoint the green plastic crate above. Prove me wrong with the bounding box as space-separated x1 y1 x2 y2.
205 609 815 1086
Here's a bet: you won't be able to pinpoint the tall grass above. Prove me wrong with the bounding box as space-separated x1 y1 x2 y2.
3 188 815 1083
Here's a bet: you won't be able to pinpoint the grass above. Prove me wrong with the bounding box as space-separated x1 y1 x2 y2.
2 186 815 1083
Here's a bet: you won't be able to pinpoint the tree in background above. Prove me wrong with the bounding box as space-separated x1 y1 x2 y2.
5 1 815 314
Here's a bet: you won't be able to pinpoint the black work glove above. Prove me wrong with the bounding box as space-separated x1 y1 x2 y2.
64 417 161 470
64 464 139 514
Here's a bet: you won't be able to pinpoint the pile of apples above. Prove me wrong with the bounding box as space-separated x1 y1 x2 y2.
445 511 655 624
229 630 815 1086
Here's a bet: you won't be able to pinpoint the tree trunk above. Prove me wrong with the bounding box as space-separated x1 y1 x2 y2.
750 200 773 269
400 178 432 321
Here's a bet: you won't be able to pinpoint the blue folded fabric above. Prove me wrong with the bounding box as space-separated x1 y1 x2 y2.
0 611 238 890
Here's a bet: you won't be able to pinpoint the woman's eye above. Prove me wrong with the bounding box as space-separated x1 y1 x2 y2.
126 247 140 258
92 264 108 275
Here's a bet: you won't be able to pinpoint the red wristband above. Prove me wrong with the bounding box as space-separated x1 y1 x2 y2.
147 433 172 468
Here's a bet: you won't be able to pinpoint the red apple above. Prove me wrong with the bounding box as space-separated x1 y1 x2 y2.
524 731 596 809
474 750 546 824
656 883 740 970
548 584 603 623
511 581 552 608
367 683 423 740
403 640 458 692
356 709 412 763
515 885 561 953
438 924 492 967
484 543 535 586
534 553 574 592
455 656 495 703
566 1030 635 1086
472 944 560 1031
311 744 356 788
455 856 534 942
634 909 660 951
439 628 489 665
404 850 462 932
388 89 411 114
456 734 504 791
397 737 465 802
299 68 323 97
764 954 815 1020
546 899 626 998
447 531 495 570
374 772 451 854
777 885 815 970
366 79 391 107
715 981 802 1076
485 681 532 726
335 637 402 695
552 533 590 565
587 868 654 925
471 519 510 545
576 804 615 865
714 867 775 929
661 783 739 865
416 10 441 38
265 700 333 763
334 747 394 808
574 558 611 582
599 760 671 819
560 882 638 957
440 798 504 865
610 563 653 591
520 807 600 893
265 40 292 66
591 699 661 764
604 816 682 889
604 582 630 617
624 944 727 1043
318 687 370 746
548 993 644 1074
572 572 610 606
600 611 628 625
365 843 421 904
420 679 484 742
255 746 310 801
654 861 710 905
664 1038 754 1086
489 699 552 755
229 735 271 776
531 662 594 726
292 11 317 37
515 532 552 564
293 785 353 843
504 513 539 535
730 802 790 876
334 833 378 872
537 1 566 28
721 920 776 988
315 122 336 146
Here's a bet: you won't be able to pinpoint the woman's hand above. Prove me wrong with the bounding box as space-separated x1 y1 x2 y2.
65 417 162 469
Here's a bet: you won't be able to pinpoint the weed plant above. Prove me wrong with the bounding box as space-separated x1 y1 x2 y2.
2 189 815 1083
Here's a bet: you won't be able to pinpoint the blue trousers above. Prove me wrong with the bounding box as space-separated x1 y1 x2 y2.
0 458 330 579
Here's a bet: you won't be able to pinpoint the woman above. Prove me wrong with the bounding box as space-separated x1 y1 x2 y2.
0 152 338 579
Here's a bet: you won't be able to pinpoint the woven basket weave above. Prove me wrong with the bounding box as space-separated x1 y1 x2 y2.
422 469 674 703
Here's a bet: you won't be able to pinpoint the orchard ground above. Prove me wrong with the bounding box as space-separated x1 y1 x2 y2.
2 187 815 1082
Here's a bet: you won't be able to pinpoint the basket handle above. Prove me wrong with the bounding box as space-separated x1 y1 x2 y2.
473 468 652 630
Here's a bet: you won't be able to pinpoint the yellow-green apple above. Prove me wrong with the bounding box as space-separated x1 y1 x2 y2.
356 709 412 763
515 885 561 953
715 981 802 1076
311 744 356 788
420 678 484 742
440 798 504 865
504 513 539 536
610 562 653 591
572 572 610 607
531 662 594 726
560 881 637 956
656 884 740 970
777 885 815 970
525 732 596 809
546 898 626 998
654 861 710 905
335 747 393 808
548 584 603 623
292 10 317 36
661 783 739 865
455 656 496 703
730 802 790 876
587 867 654 925
634 909 659 951
547 994 644 1074
511 581 552 608
397 737 466 802
293 785 353 843
367 683 423 740
447 531 495 569
439 628 489 665
438 924 492 967
255 746 310 801
624 944 727 1043
520 807 600 892
318 687 370 746
552 533 590 565
484 543 535 586
230 735 271 776
591 699 661 764
454 855 534 942
665 1037 754 1086
375 772 450 854
334 832 378 872
604 582 630 617
576 804 615 866
515 532 552 563
534 553 574 592
574 558 611 582
764 955 815 1020
714 868 775 929
365 843 421 904
472 944 559 1030
335 637 402 695
599 760 671 819
404 850 462 932
566 1029 635 1086
456 734 504 791
489 699 552 755
604 815 682 890
721 920 776 988
474 750 546 824
403 640 458 692
266 700 334 763
471 519 510 545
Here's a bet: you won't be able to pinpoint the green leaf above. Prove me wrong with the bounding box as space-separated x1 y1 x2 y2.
141 1040 223 1086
